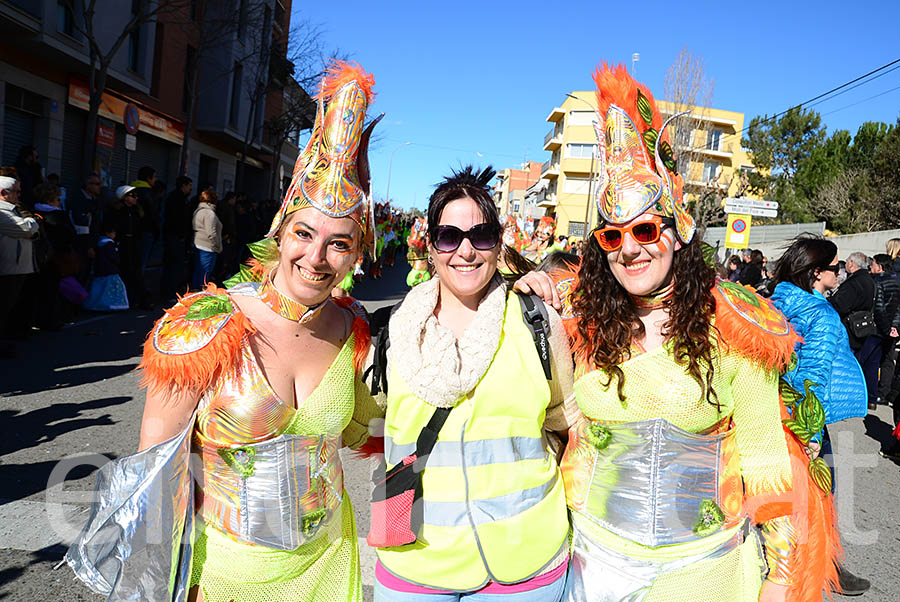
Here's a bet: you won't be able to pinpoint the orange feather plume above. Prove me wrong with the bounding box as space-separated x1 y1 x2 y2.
316 60 375 105
593 62 662 132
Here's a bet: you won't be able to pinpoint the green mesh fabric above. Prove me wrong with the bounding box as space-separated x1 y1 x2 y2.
188 333 363 601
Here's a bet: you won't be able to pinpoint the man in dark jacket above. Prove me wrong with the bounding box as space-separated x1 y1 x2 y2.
130 166 158 271
108 185 148 309
830 252 879 410
872 254 900 409
160 176 193 301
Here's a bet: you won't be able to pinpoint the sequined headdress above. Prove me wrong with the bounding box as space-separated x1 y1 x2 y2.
267 61 383 252
591 63 695 243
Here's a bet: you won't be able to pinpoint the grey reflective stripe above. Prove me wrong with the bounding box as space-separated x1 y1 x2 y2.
384 436 547 468
423 472 558 527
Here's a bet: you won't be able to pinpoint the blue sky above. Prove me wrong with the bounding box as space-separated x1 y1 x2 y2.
293 0 900 211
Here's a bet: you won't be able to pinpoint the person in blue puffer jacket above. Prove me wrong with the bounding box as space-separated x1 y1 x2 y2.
770 238 867 425
769 235 870 597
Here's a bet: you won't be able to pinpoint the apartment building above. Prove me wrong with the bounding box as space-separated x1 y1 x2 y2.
0 0 309 200
493 160 543 217
540 91 758 238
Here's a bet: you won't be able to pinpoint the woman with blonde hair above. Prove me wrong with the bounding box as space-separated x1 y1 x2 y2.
67 62 384 602
886 238 900 271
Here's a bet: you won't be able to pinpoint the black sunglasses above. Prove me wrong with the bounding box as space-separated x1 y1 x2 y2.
430 223 500 253
821 264 840 274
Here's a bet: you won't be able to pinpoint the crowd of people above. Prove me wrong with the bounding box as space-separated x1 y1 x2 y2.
0 153 294 359
6 60 891 601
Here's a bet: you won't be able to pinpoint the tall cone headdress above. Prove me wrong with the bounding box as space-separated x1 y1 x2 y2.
591 63 696 243
267 60 383 252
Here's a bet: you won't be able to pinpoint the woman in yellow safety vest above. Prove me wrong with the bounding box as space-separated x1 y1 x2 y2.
372 165 577 601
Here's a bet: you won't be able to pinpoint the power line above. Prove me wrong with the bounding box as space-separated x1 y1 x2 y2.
680 56 900 154
822 83 900 117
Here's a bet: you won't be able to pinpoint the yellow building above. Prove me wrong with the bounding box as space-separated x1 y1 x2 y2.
540 92 759 238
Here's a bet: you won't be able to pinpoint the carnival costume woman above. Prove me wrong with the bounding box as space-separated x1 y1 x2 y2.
524 216 565 262
66 62 384 602
553 65 841 602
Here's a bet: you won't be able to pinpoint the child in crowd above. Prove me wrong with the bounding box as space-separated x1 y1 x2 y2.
84 219 129 311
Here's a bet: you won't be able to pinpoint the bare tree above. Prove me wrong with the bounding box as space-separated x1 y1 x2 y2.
663 46 725 236
809 168 881 233
63 0 186 181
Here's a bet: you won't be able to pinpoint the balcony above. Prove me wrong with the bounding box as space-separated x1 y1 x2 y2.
546 106 565 122
675 140 735 163
543 128 562 151
536 190 557 208
541 160 559 180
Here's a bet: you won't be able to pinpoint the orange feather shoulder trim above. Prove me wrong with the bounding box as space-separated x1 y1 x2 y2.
332 295 371 375
713 280 800 372
139 284 252 395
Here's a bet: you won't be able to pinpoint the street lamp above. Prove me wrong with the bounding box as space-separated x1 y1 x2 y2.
566 93 599 235
385 141 412 203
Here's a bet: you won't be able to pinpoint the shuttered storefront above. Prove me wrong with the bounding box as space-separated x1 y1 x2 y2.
61 107 86 192
2 107 34 166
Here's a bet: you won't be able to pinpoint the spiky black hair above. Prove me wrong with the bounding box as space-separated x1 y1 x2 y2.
438 165 496 192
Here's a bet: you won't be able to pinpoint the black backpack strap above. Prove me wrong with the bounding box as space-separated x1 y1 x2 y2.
517 293 552 381
412 406 452 472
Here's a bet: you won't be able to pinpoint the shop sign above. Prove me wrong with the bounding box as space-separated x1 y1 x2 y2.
95 124 115 149
68 77 184 144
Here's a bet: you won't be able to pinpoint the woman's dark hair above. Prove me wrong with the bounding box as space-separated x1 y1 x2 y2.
772 235 838 293
427 165 501 235
749 249 764 266
427 165 530 281
572 233 720 408
727 255 742 269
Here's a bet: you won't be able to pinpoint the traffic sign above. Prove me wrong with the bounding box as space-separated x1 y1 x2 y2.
724 197 778 210
123 103 140 135
725 213 752 249
724 204 778 218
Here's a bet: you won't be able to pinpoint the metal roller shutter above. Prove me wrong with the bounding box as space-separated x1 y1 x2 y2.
60 108 86 192
131 133 171 184
2 107 34 166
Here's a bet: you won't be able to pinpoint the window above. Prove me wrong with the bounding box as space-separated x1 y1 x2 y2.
237 0 248 40
702 161 719 183
182 46 196 113
567 110 596 126
562 176 591 195
229 63 243 127
56 1 74 36
566 143 596 159
706 128 722 151
512 201 520 213
567 221 586 238
127 28 140 71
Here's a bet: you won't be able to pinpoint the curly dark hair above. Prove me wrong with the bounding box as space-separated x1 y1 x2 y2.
572 233 720 408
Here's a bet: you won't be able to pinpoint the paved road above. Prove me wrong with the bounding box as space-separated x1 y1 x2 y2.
1 261 899 600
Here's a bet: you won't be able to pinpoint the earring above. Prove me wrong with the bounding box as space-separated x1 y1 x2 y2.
427 255 433 265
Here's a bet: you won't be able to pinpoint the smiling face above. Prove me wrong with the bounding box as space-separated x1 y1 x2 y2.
430 197 500 306
274 208 361 306
605 212 681 297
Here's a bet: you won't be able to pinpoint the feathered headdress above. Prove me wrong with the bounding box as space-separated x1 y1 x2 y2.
591 63 695 243
267 60 383 252
536 215 556 236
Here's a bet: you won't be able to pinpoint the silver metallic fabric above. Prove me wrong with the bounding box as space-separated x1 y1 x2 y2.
66 423 345 601
65 419 195 602
579 418 738 547
563 521 748 602
197 433 344 550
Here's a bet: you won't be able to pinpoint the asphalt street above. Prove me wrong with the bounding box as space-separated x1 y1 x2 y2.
1 261 899 601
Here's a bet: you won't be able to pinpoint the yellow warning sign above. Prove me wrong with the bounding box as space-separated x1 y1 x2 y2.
725 214 752 249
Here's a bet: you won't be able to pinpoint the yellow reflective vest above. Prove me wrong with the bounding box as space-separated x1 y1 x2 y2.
377 293 569 591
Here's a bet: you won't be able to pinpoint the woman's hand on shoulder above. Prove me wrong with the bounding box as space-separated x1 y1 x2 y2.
758 580 788 602
512 270 561 310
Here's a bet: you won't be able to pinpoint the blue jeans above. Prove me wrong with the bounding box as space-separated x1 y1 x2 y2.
373 569 568 602
192 248 218 289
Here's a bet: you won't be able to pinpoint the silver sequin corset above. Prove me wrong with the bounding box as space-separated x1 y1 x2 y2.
561 418 744 548
195 432 344 550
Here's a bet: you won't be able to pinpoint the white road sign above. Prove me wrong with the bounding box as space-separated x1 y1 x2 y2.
724 197 779 210
725 204 778 218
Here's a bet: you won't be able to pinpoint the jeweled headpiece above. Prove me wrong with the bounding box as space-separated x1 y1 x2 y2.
267 61 383 251
592 63 695 243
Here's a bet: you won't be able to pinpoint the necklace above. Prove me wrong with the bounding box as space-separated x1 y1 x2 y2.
258 268 326 324
631 281 675 310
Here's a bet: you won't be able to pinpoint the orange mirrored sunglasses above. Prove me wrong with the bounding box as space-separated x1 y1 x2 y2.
592 216 675 252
